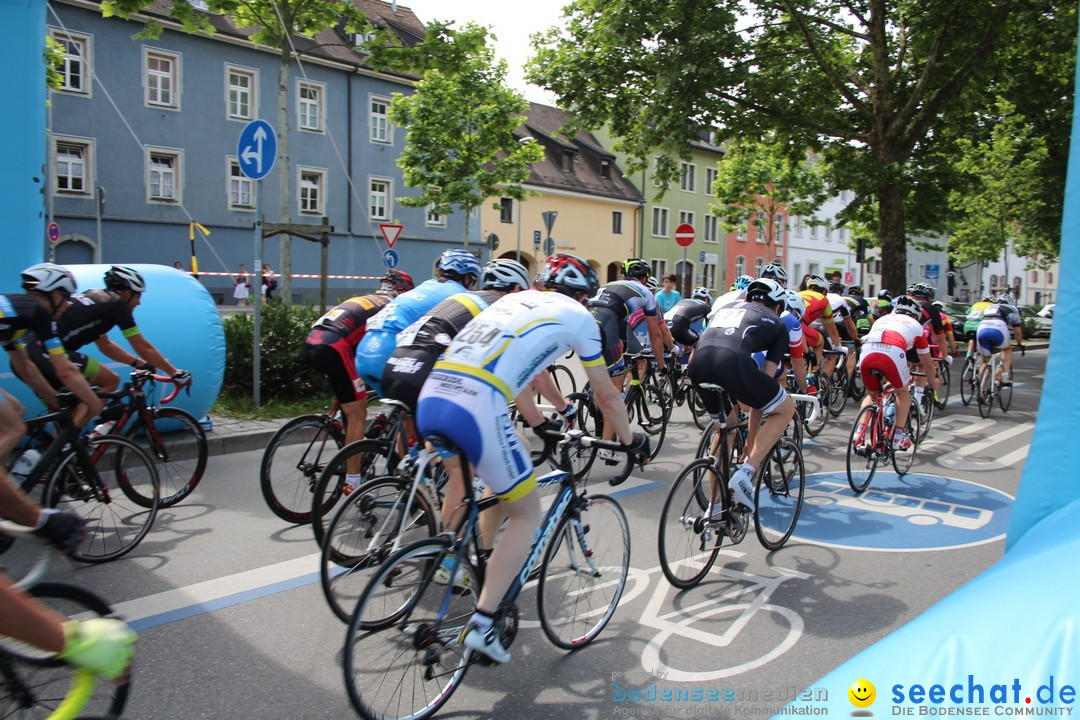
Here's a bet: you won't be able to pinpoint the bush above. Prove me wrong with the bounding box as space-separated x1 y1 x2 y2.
222 300 326 402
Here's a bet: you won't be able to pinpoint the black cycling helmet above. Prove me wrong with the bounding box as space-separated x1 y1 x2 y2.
622 258 651 280
104 266 147 293
541 253 600 300
828 281 845 294
847 285 864 296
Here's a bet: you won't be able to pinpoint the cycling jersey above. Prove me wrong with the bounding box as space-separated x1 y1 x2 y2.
706 289 745 324
915 298 944 334
799 290 835 326
751 310 804 376
0 294 64 356
844 295 870 321
862 313 930 353
355 278 470 395
304 293 392 404
57 289 139 351
416 290 605 501
664 299 710 347
975 304 1021 357
587 280 657 372
963 300 994 339
859 313 929 392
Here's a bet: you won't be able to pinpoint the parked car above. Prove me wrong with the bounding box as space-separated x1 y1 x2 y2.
1019 305 1052 338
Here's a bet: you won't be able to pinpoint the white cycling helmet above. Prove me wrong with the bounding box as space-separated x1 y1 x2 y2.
691 286 712 302
761 262 788 286
645 276 661 292
480 259 530 292
746 278 787 309
104 265 147 293
893 295 922 319
438 249 483 282
785 289 806 318
21 263 76 296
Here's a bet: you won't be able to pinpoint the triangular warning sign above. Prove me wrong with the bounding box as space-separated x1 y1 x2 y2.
379 223 404 249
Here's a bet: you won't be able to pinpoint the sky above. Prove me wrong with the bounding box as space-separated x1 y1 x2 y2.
393 0 568 105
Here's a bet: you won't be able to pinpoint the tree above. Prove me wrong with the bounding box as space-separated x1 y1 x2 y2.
389 38 544 247
709 136 828 252
527 0 1057 295
947 99 1050 274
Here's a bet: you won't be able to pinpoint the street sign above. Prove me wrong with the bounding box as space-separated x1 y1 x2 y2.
543 237 555 256
382 249 399 268
47 222 60 243
379 223 403 249
237 120 277 180
925 264 940 280
487 233 499 251
699 251 718 264
674 223 695 248
844 271 854 284
533 230 541 248
542 211 558 234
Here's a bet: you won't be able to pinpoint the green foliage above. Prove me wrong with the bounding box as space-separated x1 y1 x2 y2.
389 34 545 232
44 36 65 93
221 301 324 402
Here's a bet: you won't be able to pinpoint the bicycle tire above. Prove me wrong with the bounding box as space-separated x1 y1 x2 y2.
46 436 159 564
658 458 722 589
260 415 345 524
803 376 829 437
344 537 477 720
754 438 805 550
311 439 394 546
846 405 880 494
999 371 1013 412
916 389 934 443
635 385 668 457
320 475 440 623
960 357 976 406
976 363 993 418
849 364 866 401
892 402 920 475
687 386 711 430
934 359 950 409
0 582 130 719
538 494 630 649
827 369 847 417
123 407 207 508
548 363 578 397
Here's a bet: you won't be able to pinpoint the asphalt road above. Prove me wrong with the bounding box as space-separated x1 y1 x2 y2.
15 349 1047 720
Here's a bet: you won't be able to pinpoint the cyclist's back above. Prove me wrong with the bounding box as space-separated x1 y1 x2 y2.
0 293 62 353
55 289 137 351
665 297 710 347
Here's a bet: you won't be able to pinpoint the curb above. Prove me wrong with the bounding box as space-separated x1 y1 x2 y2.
205 427 281 458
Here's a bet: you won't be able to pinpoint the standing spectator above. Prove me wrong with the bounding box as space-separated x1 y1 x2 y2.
261 263 276 301
233 264 250 306
655 273 682 314
172 261 183 270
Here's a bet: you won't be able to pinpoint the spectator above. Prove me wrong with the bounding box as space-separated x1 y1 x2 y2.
173 261 183 270
233 264 251 306
261 264 276 301
655 273 682 314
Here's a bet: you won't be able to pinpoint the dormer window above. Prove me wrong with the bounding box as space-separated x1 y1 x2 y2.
350 32 377 47
188 0 208 9
561 151 574 173
600 160 611 179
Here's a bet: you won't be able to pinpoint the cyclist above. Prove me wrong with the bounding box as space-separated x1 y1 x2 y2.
665 287 712 348
303 269 414 488
798 275 843 379
963 296 995 358
826 281 861 381
687 278 796 515
908 282 948 355
932 300 960 357
3 264 103 421
853 296 939 452
975 296 1024 385
780 289 811 393
708 274 753 322
627 276 675 358
416 252 649 663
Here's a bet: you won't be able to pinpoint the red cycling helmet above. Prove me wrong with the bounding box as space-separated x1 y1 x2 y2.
381 269 415 294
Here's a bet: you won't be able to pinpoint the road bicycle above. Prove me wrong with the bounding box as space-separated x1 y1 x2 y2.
99 370 205 508
976 346 1018 418
845 369 920 493
0 520 133 718
8 394 160 563
932 355 951 409
342 428 635 720
659 384 806 590
823 348 851 417
786 363 828 438
662 349 710 430
959 354 978 406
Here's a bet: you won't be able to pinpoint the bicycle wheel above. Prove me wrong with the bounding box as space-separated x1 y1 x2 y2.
934 360 950 409
635 385 668 456
916 390 934 443
999 368 1013 412
564 392 598 480
46 436 159 564
803 376 829 437
123 407 207 508
754 438 805 550
849 362 866 401
892 402 920 475
0 583 130 719
260 415 345 524
960 357 976 406
344 538 477 720
548 363 578 397
687 385 711 430
320 475 440 623
976 364 993 419
846 405 880 494
538 494 630 649
827 370 847 417
311 439 394 546
658 458 722 589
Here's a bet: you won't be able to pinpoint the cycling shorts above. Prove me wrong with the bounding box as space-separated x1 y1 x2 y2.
859 344 910 393
416 372 535 502
593 307 626 376
23 341 99 391
687 344 787 417
802 324 822 349
380 347 439 414
304 338 364 405
976 321 1009 357
355 330 397 397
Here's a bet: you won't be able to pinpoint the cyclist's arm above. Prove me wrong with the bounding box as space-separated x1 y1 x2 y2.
7 347 58 409
0 579 67 653
513 388 546 428
93 336 142 368
125 334 179 376
644 315 667 370
583 363 634 445
843 316 859 343
657 319 675 353
531 369 569 413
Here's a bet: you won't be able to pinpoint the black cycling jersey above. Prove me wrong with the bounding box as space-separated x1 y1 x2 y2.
915 298 944 334
307 293 392 346
665 299 710 346
57 289 139 351
586 280 657 322
844 295 869 321
696 301 789 364
397 291 502 354
0 293 61 353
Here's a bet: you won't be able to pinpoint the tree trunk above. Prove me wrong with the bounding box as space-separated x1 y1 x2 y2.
277 49 293 306
878 181 907 295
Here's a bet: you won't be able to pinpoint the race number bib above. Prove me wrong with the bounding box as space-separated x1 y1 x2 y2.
395 315 430 348
447 320 505 360
711 307 747 329
365 307 391 331
313 308 345 328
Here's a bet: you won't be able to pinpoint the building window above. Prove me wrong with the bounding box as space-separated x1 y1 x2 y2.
907 262 913 281
298 81 324 132
755 211 767 243
680 162 696 192
50 30 90 95
651 259 668 278
793 263 802 282
426 205 446 227
370 95 391 144
144 49 180 109
652 207 669 237
705 167 717 196
825 225 834 242
809 262 820 277
1048 271 1054 284
499 197 513 223
1031 270 1038 283
810 223 819 239
679 210 695 228
652 157 665 188
612 211 623 234
226 66 256 120
296 168 326 215
147 148 181 202
702 263 716 290
601 160 611 179
228 158 254 210
755 257 765 276
704 215 719 243
774 214 784 245
734 255 746 276
561 151 575 173
368 177 390 220
54 139 91 195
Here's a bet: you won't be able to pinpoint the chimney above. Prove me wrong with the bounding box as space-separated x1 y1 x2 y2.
391 0 397 11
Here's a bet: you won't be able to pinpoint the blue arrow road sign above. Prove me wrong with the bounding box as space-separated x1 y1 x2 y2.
237 120 277 180
383 249 399 269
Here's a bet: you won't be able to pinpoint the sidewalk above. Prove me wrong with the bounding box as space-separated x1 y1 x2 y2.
203 413 288 458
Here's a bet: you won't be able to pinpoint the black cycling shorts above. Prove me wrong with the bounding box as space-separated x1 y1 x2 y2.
22 340 96 390
591 307 626 375
304 339 362 405
687 344 787 416
380 347 440 414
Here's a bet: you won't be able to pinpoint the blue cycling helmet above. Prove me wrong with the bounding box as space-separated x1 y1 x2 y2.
437 249 482 283
732 275 754 291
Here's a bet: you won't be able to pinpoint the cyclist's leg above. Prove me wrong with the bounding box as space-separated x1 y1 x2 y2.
0 389 26 464
82 356 118 394
306 341 368 478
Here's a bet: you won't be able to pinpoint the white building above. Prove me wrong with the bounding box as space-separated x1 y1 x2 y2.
787 191 860 288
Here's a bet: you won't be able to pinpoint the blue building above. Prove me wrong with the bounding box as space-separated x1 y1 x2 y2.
46 0 468 302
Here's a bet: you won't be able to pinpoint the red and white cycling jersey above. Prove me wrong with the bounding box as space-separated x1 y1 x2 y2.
862 313 930 354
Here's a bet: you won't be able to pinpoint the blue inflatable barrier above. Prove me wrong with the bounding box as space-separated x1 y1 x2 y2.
0 264 224 421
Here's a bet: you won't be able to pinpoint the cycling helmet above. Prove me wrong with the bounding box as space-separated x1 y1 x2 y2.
104 266 146 293
645 276 661 292
981 296 993 303
931 300 946 311
745 278 787 309
732 275 754 291
995 292 1015 306
785 289 806 318
622 258 651 279
893 296 922 319
909 282 934 299
437 249 482 282
760 262 788 286
878 290 893 302
21 263 76 296
828 281 845 294
540 253 599 299
381 269 415 294
691 286 712 302
805 275 827 292
847 285 865 296
480 259 530 292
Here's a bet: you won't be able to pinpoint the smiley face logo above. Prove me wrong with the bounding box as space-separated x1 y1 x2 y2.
848 679 876 709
